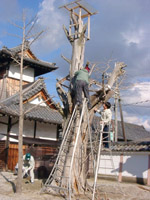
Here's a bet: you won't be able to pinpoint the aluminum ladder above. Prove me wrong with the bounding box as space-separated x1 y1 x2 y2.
92 124 118 200
42 99 92 200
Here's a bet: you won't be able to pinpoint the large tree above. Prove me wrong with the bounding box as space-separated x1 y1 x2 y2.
44 1 126 199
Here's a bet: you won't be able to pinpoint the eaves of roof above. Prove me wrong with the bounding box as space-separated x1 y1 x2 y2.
1 133 61 146
109 141 150 152
0 104 63 125
0 48 58 76
0 78 63 125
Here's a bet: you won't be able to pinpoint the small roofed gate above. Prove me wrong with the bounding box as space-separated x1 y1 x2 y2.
8 143 59 177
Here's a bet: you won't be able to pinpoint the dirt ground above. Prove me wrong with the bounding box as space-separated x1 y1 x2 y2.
0 171 150 200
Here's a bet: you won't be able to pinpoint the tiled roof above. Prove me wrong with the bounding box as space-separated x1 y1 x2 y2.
117 121 150 141
109 141 150 152
0 78 63 125
24 103 62 124
9 41 31 54
0 45 58 76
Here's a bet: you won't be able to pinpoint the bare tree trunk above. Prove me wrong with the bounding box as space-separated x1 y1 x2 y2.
6 11 45 194
51 3 127 197
16 17 25 193
55 61 126 196
63 12 88 195
70 37 85 78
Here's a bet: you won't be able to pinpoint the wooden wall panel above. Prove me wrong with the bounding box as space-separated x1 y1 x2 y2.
7 143 59 172
6 78 28 97
0 141 6 170
8 144 27 171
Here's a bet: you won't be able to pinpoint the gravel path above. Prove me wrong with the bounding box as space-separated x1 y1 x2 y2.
0 171 150 200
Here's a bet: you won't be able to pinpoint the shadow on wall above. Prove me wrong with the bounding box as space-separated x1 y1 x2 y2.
112 155 148 185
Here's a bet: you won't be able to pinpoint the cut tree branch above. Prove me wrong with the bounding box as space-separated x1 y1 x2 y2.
61 55 71 64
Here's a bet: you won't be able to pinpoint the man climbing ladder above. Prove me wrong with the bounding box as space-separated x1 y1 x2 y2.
73 62 91 110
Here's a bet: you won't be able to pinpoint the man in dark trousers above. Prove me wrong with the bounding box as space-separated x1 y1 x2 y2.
95 102 112 148
74 63 91 109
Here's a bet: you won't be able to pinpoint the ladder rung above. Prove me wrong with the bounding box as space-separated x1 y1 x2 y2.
55 167 63 172
62 149 69 153
59 158 65 163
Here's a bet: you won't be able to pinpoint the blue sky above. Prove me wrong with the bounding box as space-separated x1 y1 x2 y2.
0 0 150 131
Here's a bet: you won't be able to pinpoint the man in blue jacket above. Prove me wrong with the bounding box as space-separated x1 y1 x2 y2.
74 63 91 109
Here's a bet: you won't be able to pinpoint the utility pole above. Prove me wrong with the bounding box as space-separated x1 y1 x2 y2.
114 79 118 142
118 96 126 141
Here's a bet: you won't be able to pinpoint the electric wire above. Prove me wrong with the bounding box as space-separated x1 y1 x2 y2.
122 99 150 106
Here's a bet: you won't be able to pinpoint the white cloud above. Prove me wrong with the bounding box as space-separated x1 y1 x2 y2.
124 111 141 124
143 119 150 131
123 111 150 131
121 82 150 131
32 0 67 56
121 28 145 46
122 82 150 105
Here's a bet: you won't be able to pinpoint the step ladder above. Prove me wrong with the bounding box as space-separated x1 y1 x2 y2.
92 124 119 200
42 98 92 200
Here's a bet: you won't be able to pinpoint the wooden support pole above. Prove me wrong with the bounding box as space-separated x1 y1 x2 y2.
34 121 37 139
114 88 118 142
119 97 126 142
88 15 90 40
5 116 11 170
147 154 150 186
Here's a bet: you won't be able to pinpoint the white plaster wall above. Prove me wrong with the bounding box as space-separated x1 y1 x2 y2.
23 120 34 137
36 122 57 140
8 64 34 82
0 117 57 142
0 116 8 140
98 154 148 179
0 117 19 142
30 97 46 106
9 118 19 136
10 119 34 142
99 155 120 176
11 120 56 139
122 155 148 179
